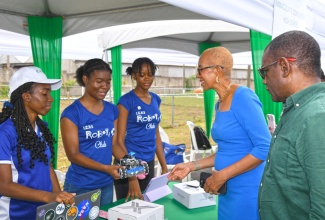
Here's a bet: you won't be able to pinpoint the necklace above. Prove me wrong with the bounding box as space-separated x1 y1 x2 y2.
219 82 234 103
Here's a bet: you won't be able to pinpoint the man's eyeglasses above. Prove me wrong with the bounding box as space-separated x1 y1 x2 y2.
258 57 296 79
197 64 224 75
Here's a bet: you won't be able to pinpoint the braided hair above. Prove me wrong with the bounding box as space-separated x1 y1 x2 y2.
125 57 158 76
0 82 56 168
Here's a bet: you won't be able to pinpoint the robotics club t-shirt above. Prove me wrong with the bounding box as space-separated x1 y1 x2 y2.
60 100 118 189
118 90 162 162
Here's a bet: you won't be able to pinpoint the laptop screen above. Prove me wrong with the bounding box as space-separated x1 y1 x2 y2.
36 189 101 220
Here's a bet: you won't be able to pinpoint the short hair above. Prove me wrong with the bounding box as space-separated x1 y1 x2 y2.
75 58 112 87
265 30 321 77
125 57 158 76
201 47 233 75
321 69 325 81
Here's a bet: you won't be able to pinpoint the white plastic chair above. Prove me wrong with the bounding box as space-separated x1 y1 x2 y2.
186 121 218 161
156 126 189 181
113 185 117 202
54 169 66 186
159 125 170 144
186 121 218 181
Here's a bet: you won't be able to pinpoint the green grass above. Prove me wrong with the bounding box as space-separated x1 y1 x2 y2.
156 95 217 156
0 95 218 173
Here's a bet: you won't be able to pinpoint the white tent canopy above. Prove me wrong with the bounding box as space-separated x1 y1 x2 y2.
1 0 324 50
1 25 324 67
101 20 250 55
0 0 210 36
161 0 325 50
0 28 201 66
0 0 325 66
0 27 255 67
0 0 252 65
0 16 253 66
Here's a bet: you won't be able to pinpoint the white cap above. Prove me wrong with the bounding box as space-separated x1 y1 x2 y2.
9 66 62 97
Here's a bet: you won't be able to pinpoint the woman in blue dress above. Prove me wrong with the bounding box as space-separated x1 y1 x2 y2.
168 47 271 220
114 57 168 201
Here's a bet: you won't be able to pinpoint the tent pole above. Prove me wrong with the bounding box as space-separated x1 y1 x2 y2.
28 16 63 169
199 42 220 138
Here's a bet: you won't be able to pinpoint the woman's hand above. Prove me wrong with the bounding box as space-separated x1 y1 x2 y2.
105 165 121 180
46 191 76 205
203 170 227 195
167 162 193 181
126 177 143 202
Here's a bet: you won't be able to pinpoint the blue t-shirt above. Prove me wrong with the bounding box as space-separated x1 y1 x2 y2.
0 119 52 220
118 90 162 161
60 100 118 189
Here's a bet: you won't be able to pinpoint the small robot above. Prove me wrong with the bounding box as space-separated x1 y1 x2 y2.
118 153 149 179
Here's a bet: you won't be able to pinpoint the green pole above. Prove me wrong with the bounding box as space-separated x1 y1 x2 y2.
28 16 62 169
250 30 282 123
111 46 122 104
199 42 220 138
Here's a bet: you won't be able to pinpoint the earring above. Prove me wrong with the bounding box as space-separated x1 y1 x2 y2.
216 75 219 83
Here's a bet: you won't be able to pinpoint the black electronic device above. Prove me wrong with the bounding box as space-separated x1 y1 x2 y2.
199 172 227 194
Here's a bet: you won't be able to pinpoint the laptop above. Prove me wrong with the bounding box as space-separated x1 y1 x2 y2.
36 189 101 220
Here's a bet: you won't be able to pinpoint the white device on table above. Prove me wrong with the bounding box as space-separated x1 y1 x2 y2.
143 172 172 202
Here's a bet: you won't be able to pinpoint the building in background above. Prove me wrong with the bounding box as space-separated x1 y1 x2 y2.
0 56 254 98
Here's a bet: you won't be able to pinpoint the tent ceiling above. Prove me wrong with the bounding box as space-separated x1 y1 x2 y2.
100 20 250 55
0 28 203 66
121 32 250 55
0 19 251 65
1 0 324 65
121 35 250 57
162 0 325 50
0 0 168 17
0 0 253 63
0 0 211 36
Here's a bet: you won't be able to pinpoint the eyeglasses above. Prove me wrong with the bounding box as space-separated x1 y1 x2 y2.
258 57 296 79
197 64 224 75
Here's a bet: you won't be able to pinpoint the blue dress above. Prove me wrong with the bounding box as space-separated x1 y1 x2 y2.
211 86 271 220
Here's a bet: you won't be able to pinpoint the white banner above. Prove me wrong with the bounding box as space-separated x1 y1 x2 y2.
272 0 307 38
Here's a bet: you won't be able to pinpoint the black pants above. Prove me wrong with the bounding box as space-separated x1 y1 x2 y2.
114 159 155 200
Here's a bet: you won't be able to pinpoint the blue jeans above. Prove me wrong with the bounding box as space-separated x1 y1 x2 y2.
64 181 113 206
